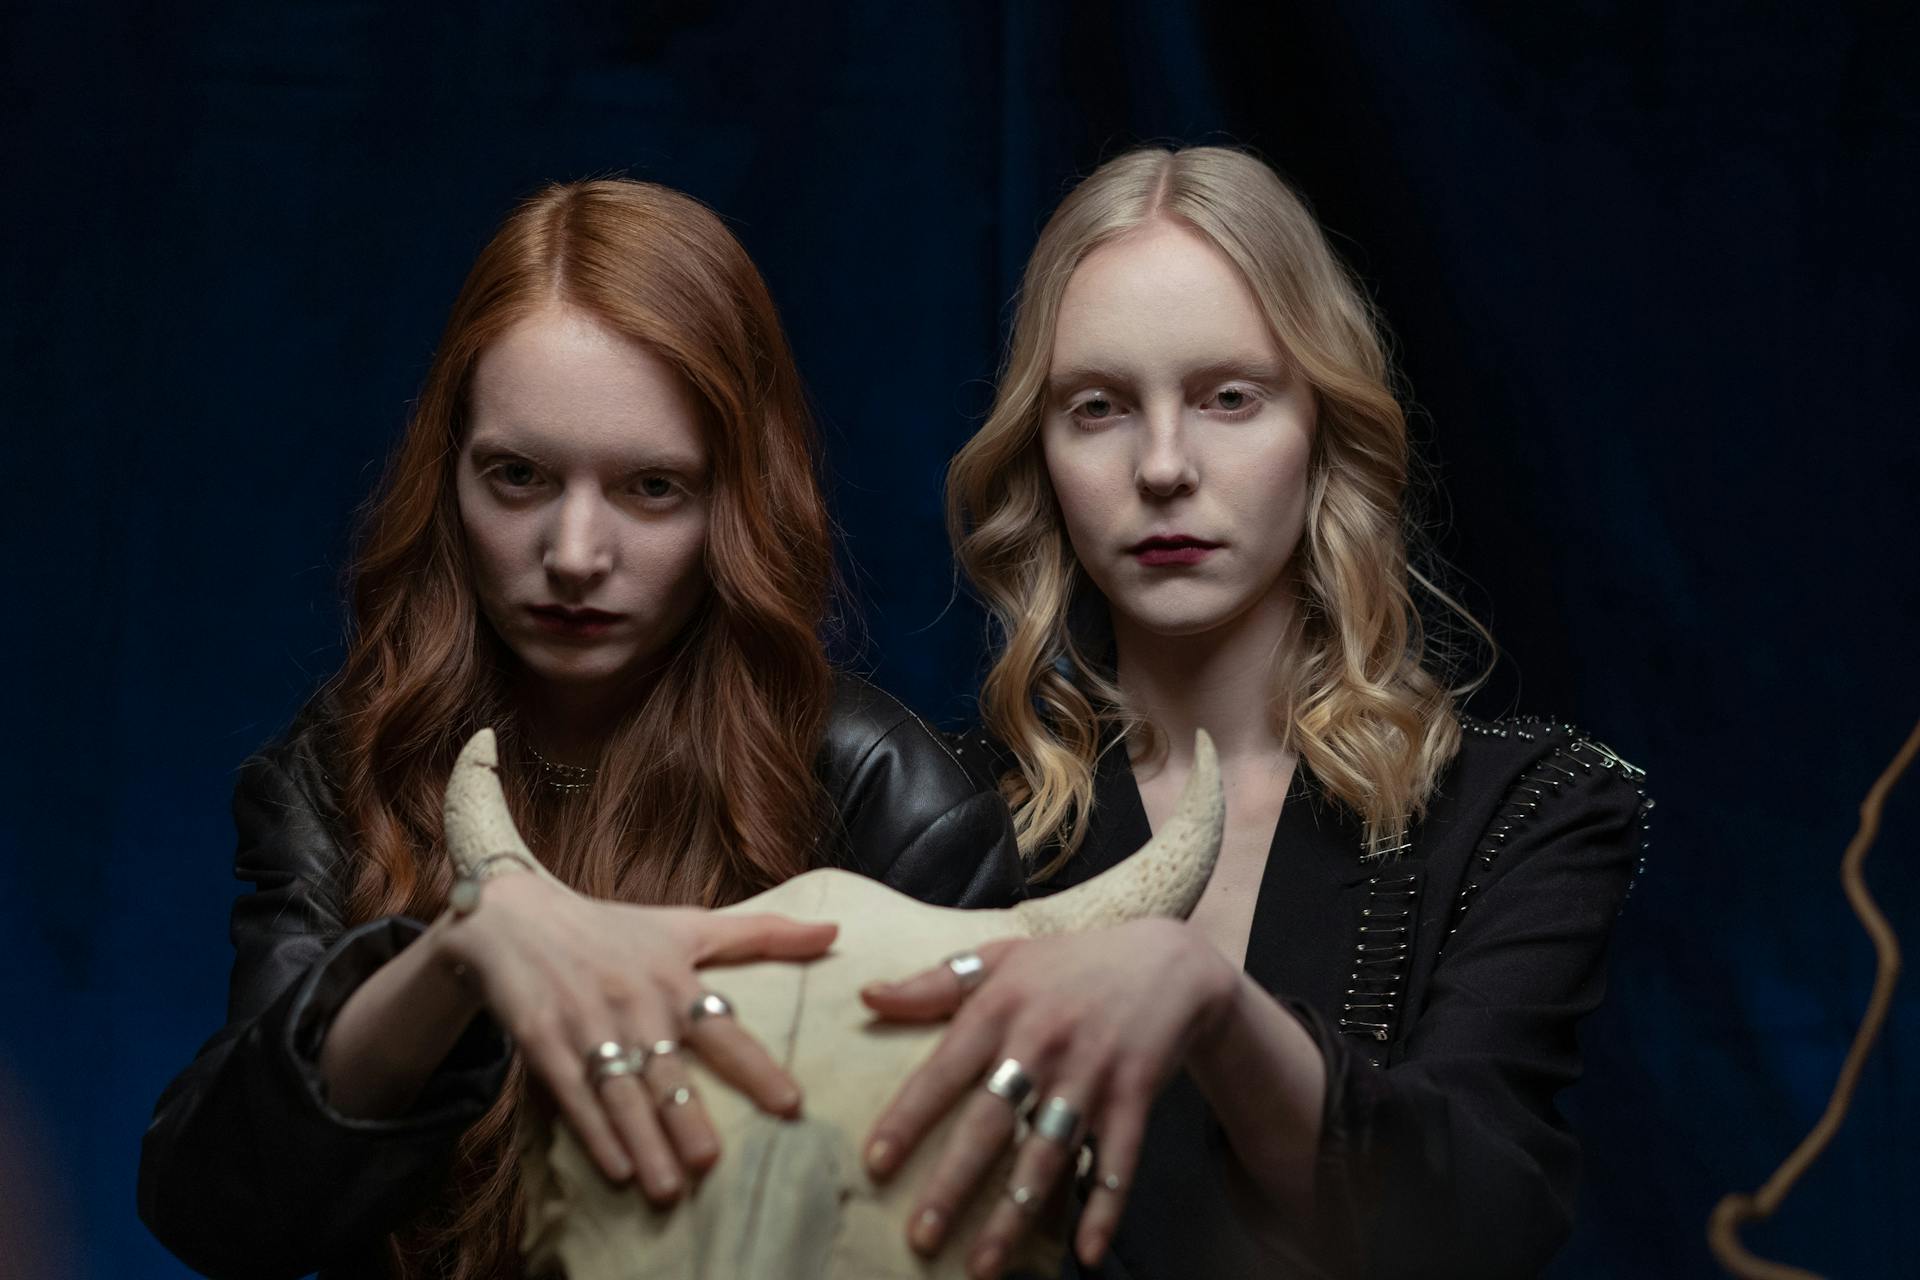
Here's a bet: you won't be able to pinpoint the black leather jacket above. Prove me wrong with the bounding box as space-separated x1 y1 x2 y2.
138 673 1022 1279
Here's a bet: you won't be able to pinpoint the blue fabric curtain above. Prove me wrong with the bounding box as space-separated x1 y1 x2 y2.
3 2 1914 1275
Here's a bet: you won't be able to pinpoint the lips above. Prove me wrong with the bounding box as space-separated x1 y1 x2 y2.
526 604 625 638
1128 534 1221 567
529 605 623 623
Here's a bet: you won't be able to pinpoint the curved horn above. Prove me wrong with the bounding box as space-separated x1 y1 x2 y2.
443 729 562 887
1011 730 1225 936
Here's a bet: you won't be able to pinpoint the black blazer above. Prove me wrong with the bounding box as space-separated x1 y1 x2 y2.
1010 717 1650 1280
138 673 1023 1280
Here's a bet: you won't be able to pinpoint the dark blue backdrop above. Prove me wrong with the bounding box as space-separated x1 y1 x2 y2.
3 3 1915 1277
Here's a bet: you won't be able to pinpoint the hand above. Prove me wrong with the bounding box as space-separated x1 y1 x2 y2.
859 917 1237 1277
436 871 836 1203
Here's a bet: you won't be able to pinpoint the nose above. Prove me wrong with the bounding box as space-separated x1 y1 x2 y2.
1134 406 1198 499
542 487 614 593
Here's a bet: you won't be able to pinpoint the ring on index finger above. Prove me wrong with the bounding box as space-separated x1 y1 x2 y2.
983 1057 1035 1112
944 949 987 994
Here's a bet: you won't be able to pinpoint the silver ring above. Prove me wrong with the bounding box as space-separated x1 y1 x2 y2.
1032 1096 1083 1146
944 950 987 993
688 992 734 1024
584 1040 646 1086
983 1057 1034 1111
1005 1182 1040 1216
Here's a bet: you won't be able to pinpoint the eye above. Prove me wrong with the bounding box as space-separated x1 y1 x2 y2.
482 456 544 491
1205 385 1262 417
632 473 680 501
1068 393 1125 428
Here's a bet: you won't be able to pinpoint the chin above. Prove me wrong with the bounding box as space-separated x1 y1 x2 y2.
1108 601 1241 639
517 646 647 689
1106 582 1258 639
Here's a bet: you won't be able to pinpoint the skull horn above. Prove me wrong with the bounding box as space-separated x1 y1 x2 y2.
443 729 565 890
1011 729 1225 936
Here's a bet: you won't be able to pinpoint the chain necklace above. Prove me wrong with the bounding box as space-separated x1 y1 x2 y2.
526 741 598 794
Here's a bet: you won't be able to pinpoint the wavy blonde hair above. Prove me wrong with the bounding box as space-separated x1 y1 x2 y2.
949 145 1485 874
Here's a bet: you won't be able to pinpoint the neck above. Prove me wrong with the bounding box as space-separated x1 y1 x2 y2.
1110 582 1297 774
514 677 630 768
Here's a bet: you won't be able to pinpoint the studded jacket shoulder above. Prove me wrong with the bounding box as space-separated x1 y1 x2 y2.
971 713 1650 1280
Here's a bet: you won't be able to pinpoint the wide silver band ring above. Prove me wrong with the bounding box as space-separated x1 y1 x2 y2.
1032 1096 1083 1146
688 992 734 1024
944 949 987 993
983 1057 1034 1111
584 1040 646 1086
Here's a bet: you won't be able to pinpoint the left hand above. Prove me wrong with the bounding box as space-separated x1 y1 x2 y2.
859 917 1239 1278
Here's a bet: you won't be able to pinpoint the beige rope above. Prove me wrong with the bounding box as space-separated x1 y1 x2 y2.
1707 714 1919 1279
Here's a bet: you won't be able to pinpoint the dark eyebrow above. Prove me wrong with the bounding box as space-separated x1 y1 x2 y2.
466 430 706 478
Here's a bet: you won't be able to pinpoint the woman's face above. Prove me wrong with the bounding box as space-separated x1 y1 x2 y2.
1042 220 1316 644
457 304 711 702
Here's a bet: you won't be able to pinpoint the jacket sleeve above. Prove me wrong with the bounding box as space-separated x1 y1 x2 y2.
1306 744 1646 1279
137 746 511 1280
821 675 1026 910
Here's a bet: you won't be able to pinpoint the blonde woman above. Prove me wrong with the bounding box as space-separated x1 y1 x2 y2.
857 147 1649 1279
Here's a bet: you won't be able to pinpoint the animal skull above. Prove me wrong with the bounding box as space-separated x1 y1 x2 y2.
443 729 1225 1279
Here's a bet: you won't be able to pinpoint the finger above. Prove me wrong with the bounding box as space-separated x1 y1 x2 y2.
642 1042 720 1174
863 1007 1006 1180
595 1068 688 1205
677 989 804 1117
692 913 839 965
967 1089 1088 1279
861 938 1023 1024
903 1086 1025 1258
1075 1092 1149 1268
524 1034 640 1187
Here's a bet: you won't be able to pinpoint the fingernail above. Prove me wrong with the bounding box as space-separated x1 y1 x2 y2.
860 982 888 1000
1080 1230 1109 1266
911 1206 946 1252
866 1136 894 1175
777 1087 802 1115
971 1242 1006 1278
609 1158 634 1182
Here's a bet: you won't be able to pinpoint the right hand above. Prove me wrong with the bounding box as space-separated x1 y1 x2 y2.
435 870 836 1203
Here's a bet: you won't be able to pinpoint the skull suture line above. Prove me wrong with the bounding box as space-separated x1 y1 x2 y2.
442 728 1225 1278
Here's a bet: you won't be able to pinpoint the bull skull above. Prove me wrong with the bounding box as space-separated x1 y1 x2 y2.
443 729 1225 1279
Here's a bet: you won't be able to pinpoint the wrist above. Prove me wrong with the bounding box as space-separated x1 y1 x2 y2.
450 851 538 915
423 912 490 1015
1186 935 1247 1056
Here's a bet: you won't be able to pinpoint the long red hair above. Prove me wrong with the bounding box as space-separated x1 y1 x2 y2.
321 179 834 1277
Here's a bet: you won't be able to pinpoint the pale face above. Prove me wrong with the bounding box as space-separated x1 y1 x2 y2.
1042 220 1316 644
457 305 712 705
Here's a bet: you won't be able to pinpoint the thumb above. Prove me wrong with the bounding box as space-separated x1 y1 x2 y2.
694 912 838 965
860 938 1021 1023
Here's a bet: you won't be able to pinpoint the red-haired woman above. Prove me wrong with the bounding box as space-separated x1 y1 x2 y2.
138 179 1019 1280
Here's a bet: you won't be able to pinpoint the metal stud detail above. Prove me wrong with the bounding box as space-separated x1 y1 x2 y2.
1340 868 1417 1050
1440 721 1652 964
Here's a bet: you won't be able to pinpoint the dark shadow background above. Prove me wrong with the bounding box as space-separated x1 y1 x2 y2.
3 2 1916 1277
